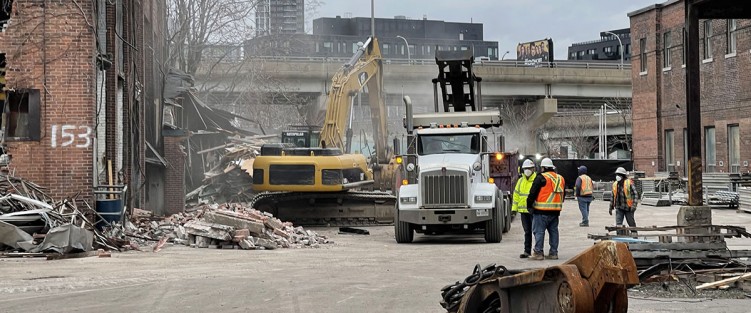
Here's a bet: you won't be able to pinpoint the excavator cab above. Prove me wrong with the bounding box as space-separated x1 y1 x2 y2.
281 125 322 148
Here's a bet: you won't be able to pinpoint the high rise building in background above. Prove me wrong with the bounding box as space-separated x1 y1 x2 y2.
255 0 305 36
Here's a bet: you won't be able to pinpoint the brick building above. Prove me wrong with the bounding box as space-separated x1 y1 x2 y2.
0 1 178 214
629 0 751 176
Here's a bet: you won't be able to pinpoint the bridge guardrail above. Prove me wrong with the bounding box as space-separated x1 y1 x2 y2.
240 56 632 70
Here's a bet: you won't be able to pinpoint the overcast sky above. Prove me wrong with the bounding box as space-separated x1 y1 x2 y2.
312 0 658 60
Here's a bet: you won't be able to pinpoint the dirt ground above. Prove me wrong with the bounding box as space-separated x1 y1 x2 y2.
2 200 751 312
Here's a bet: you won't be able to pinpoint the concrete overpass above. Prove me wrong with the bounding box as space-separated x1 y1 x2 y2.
195 57 632 111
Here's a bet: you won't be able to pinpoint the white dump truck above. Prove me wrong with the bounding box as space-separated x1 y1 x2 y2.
394 50 511 243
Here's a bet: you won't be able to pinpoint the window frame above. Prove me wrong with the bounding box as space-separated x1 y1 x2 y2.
705 126 716 172
703 20 713 60
727 19 737 55
2 89 42 142
639 37 647 73
665 129 675 171
663 31 671 68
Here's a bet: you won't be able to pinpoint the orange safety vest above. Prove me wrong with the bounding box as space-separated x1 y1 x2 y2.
612 179 635 208
579 174 593 196
535 172 565 211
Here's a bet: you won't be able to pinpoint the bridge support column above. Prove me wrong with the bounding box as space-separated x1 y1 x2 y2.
518 98 557 156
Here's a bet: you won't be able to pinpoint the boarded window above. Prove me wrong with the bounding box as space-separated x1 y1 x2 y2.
3 89 41 141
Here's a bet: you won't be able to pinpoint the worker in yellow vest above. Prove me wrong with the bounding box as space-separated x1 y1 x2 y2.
575 165 594 227
609 167 638 228
526 158 565 260
512 159 537 258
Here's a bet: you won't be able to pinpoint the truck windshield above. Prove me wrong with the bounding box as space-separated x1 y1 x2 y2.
418 134 480 155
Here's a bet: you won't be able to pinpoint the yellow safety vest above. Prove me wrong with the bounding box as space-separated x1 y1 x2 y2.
512 173 536 214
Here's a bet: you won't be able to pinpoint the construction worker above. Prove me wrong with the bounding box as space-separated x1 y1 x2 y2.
575 165 594 227
609 167 638 229
526 157 565 260
512 159 537 258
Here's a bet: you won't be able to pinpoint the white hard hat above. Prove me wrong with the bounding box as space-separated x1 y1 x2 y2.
521 159 535 169
540 157 555 169
615 167 628 175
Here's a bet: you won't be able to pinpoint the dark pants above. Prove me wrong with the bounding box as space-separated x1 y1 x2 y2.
577 197 593 224
532 214 559 256
520 212 533 255
615 209 636 227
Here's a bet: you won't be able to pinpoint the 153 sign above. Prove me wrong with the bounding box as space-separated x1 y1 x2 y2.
50 125 93 148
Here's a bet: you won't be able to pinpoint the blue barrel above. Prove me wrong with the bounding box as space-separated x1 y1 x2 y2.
96 199 124 229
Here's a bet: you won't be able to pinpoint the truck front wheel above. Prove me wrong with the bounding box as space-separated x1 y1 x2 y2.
484 204 503 243
394 206 414 243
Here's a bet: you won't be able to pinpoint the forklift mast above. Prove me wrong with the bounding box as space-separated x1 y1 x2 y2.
431 50 483 112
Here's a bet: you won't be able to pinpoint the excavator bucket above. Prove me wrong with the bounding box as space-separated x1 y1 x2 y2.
441 240 639 313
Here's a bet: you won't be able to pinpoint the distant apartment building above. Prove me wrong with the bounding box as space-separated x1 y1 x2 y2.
629 0 751 176
568 28 632 62
255 0 305 36
246 16 499 60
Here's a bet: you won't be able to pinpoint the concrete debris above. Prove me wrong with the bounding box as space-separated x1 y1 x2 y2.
102 202 331 252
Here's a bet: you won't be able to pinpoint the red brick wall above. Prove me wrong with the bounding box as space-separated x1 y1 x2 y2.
630 2 751 176
163 132 187 215
1 1 96 202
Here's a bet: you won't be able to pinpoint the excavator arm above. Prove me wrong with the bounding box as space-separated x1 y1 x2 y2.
319 37 390 166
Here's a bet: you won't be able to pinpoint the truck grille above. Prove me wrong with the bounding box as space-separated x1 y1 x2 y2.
422 171 467 207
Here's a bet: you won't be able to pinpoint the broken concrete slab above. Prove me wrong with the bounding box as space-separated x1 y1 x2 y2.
183 220 234 241
202 211 264 235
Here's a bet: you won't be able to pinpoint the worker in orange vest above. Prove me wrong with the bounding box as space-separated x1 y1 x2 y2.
575 166 594 227
609 167 638 228
526 158 565 260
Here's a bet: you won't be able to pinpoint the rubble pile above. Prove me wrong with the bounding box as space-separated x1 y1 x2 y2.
0 178 121 257
187 136 273 205
106 202 331 251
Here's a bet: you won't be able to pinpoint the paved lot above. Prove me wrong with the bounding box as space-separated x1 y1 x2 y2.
2 200 751 312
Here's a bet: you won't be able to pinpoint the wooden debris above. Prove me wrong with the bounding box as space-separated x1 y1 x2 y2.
696 273 751 290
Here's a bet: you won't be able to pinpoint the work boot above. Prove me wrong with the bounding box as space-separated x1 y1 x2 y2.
545 254 559 260
519 252 530 259
530 252 544 260
579 222 589 227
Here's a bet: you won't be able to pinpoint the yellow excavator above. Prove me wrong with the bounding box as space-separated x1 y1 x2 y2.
250 37 396 225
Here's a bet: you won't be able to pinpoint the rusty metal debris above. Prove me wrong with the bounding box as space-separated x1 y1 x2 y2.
440 241 639 313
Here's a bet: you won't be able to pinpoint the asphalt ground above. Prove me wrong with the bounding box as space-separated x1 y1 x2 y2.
2 200 751 312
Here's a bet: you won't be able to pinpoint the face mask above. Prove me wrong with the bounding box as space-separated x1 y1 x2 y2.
524 169 533 177
615 176 623 182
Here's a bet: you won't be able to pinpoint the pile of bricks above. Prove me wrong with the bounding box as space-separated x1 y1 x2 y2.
112 203 331 251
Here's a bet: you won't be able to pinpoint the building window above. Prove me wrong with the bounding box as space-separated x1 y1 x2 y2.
587 49 595 55
663 31 671 67
604 46 613 53
727 19 737 54
427 45 431 55
577 51 584 58
488 48 494 58
408 44 415 55
625 44 630 55
665 129 675 171
640 38 647 73
352 42 358 53
323 42 332 53
382 43 389 55
2 89 41 141
703 20 712 59
728 124 740 172
705 126 716 172
460 46 468 51
570 52 576 58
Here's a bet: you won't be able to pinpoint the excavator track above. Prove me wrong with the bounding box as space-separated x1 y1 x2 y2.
250 191 396 226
